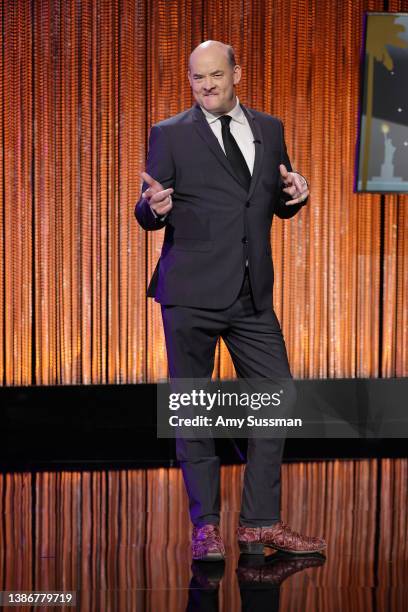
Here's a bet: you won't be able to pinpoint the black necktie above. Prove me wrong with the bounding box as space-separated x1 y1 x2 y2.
219 115 251 192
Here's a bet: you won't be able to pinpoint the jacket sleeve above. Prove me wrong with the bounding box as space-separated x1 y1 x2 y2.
274 119 308 220
134 124 176 231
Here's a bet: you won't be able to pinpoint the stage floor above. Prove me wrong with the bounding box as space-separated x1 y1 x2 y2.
0 459 407 611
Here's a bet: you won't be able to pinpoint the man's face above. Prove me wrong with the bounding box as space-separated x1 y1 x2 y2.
188 47 241 115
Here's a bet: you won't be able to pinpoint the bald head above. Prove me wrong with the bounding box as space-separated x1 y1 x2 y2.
188 40 236 71
187 40 241 116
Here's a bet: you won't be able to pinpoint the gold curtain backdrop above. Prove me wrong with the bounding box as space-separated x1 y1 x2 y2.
0 0 407 385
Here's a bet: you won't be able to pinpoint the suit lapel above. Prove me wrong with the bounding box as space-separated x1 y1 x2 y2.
191 103 241 187
241 104 264 200
191 102 264 198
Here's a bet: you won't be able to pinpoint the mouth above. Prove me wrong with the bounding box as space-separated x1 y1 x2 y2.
204 93 218 97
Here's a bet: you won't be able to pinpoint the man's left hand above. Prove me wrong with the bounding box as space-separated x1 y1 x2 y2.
279 164 309 205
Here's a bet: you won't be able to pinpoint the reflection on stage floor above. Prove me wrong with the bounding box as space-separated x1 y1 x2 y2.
0 459 407 611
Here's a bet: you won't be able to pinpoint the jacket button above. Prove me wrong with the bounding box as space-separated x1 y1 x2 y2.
242 237 248 244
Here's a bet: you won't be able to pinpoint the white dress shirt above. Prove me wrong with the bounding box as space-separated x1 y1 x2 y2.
200 96 255 175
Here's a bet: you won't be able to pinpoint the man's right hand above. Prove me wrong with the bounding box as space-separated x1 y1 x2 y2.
140 171 174 217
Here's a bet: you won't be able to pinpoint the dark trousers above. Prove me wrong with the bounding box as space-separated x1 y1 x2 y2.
161 270 292 527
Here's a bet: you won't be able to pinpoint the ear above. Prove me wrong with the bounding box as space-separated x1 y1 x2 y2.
187 70 192 86
233 65 242 85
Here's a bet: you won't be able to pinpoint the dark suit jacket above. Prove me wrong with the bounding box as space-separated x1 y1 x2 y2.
134 102 307 310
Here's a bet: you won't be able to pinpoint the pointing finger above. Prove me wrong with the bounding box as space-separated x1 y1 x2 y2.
140 171 159 188
279 164 288 179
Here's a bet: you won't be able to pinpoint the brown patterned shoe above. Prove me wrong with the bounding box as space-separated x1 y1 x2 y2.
237 521 326 555
192 524 226 562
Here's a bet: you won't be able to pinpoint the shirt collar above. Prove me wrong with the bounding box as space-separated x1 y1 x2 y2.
200 96 246 125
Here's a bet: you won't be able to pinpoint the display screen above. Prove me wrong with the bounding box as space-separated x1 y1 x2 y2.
355 13 408 193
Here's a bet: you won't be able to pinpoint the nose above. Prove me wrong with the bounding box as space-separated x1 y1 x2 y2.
203 77 215 91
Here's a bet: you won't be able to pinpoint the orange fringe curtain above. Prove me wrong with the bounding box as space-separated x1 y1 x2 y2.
0 0 407 385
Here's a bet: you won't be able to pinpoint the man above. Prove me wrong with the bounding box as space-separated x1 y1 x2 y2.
135 40 326 561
